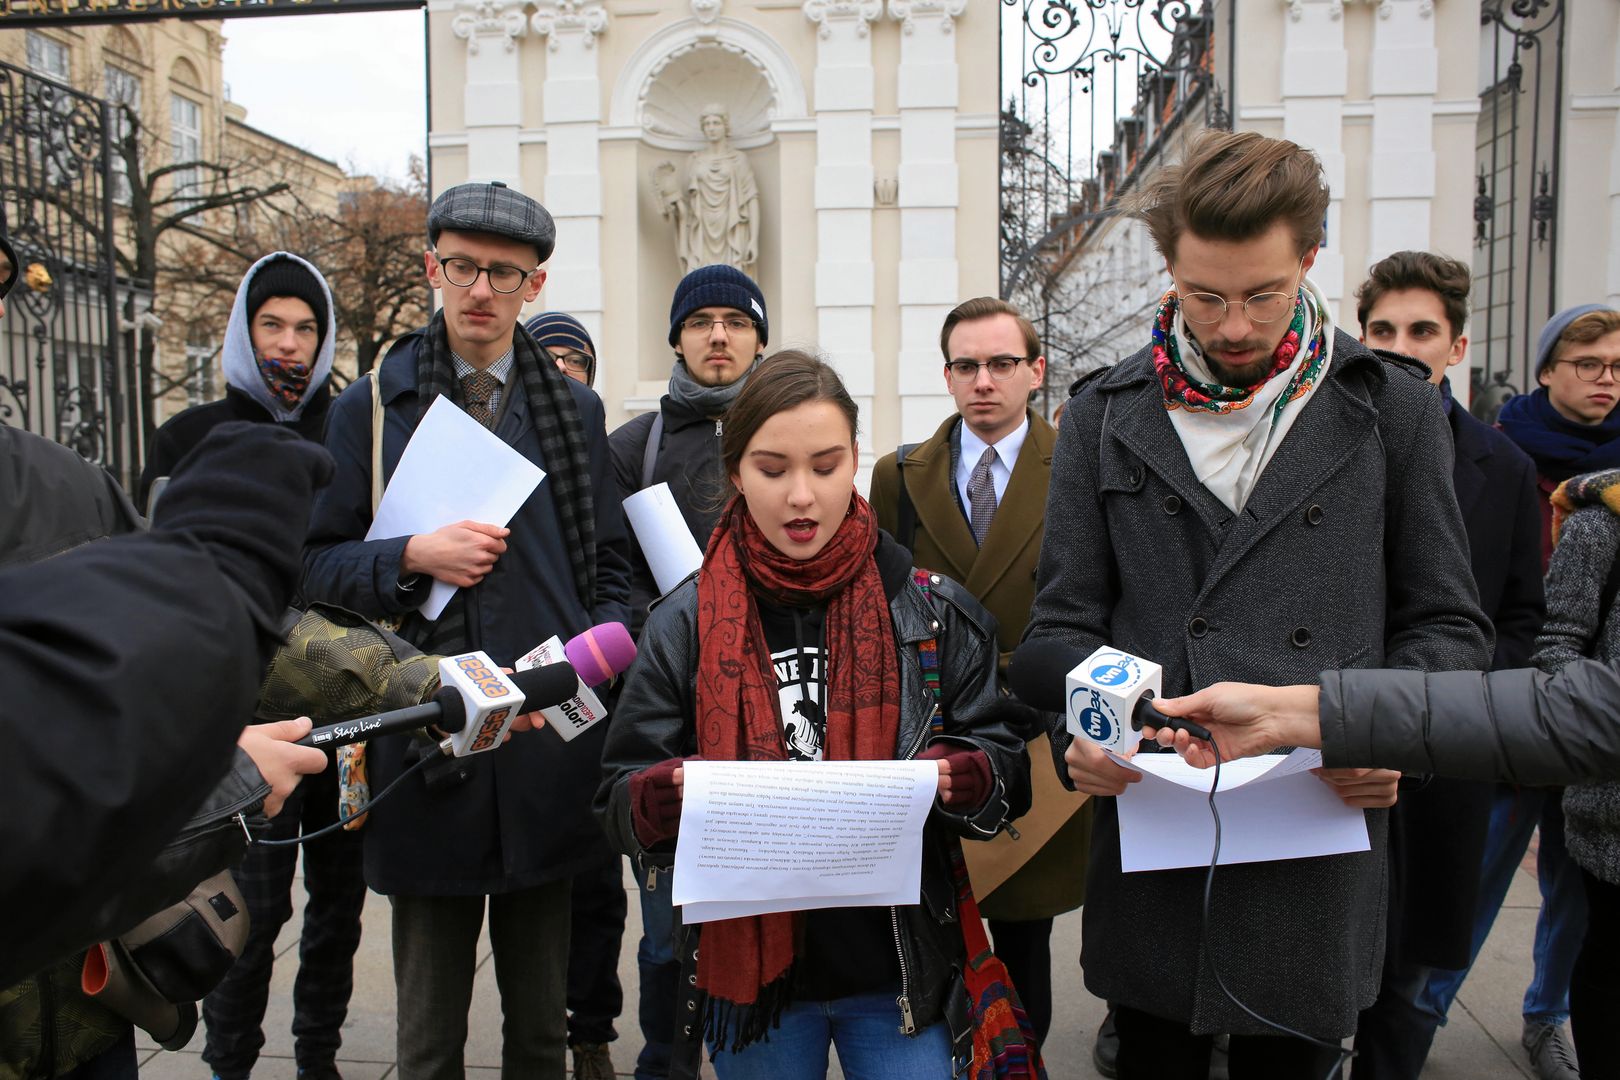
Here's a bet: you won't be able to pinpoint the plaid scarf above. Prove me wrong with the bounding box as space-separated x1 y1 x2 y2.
407 310 597 652
693 493 901 1050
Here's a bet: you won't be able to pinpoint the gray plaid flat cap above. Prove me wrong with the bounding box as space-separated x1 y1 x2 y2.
427 181 556 263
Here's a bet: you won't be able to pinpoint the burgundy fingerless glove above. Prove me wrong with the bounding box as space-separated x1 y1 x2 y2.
917 742 994 812
630 756 690 848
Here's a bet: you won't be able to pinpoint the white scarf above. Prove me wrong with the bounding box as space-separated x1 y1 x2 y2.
1165 279 1335 514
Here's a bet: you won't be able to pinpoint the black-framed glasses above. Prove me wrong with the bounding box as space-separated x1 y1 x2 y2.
946 356 1029 383
683 315 756 335
433 252 539 294
551 351 592 372
1556 358 1620 382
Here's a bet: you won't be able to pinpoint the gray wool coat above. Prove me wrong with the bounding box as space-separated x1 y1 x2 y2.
1534 486 1620 884
1025 331 1492 1039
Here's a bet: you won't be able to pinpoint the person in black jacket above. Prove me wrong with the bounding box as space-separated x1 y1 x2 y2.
606 263 767 1080
597 351 1030 1079
1351 251 1548 1079
158 253 367 1080
138 252 337 512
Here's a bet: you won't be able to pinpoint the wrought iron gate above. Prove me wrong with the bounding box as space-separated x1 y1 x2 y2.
1469 0 1566 421
0 59 141 485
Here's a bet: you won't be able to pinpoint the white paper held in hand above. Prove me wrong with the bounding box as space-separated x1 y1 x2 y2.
364 396 545 620
623 483 703 595
670 760 939 923
514 636 607 742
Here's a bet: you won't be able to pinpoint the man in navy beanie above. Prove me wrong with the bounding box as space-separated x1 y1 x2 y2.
605 263 767 1080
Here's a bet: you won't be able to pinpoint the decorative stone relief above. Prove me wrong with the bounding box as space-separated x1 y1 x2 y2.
650 104 760 276
451 0 526 54
803 0 883 39
888 0 965 35
691 0 722 25
639 43 777 151
531 0 609 49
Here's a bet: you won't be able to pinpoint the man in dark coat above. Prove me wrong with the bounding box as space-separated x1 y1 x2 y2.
869 295 1088 1051
138 252 337 513
1350 251 1547 1078
1018 131 1491 1079
302 181 631 1080
606 263 766 1080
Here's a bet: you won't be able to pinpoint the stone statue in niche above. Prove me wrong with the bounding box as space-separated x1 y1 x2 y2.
651 104 759 276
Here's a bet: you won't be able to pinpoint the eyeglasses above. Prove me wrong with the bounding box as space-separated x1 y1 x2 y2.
683 315 756 335
946 356 1029 383
1556 358 1620 382
433 252 539 295
1175 260 1305 326
552 351 592 373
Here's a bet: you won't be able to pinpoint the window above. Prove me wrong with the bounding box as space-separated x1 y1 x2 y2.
169 94 201 206
26 32 69 81
185 322 216 407
104 66 141 205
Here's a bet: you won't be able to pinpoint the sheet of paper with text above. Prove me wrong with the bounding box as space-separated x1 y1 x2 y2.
671 760 939 923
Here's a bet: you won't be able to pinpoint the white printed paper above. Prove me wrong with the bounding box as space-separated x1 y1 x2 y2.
623 483 703 595
671 760 938 923
1107 747 1370 872
515 636 607 743
365 396 545 620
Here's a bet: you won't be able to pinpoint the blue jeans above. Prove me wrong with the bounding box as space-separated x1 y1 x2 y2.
707 991 951 1080
1418 785 1589 1026
635 873 679 1080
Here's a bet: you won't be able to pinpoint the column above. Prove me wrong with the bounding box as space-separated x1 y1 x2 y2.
890 0 965 441
804 0 881 471
1366 0 1438 264
532 2 609 392
1280 0 1348 307
450 0 528 187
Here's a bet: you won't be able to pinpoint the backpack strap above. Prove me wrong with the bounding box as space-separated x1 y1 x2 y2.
894 442 920 555
641 410 665 492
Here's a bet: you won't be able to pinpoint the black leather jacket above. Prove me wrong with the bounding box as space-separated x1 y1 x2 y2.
597 533 1033 1071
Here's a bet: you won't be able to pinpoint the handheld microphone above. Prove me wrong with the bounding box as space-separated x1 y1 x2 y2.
1009 639 1211 752
514 621 638 743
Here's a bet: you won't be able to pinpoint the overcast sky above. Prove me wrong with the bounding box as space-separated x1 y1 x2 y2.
222 10 426 184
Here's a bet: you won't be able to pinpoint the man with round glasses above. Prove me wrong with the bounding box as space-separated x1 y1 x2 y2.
303 180 632 1080
606 262 767 1080
1019 130 1490 1078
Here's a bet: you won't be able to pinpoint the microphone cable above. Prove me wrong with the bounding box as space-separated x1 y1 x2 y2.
1196 733 1354 1080
254 752 437 848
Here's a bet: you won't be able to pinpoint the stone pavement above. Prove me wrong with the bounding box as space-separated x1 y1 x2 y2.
138 850 1547 1079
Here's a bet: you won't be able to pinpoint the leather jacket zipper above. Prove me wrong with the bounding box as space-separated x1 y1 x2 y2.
892 717 924 1035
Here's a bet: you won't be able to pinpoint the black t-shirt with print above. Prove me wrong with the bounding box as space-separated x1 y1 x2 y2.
756 597 902 1001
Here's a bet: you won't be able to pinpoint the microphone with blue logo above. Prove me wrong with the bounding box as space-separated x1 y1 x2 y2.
1010 640 1211 752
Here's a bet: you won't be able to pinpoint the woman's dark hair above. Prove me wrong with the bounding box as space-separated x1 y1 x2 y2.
720 349 859 481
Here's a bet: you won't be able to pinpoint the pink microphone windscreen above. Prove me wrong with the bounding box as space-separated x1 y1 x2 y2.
564 622 638 687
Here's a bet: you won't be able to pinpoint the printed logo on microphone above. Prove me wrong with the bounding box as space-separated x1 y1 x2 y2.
467 706 513 753
454 654 512 699
1071 687 1117 745
1088 652 1141 689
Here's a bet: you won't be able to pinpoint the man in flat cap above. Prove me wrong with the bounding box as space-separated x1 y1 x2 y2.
303 180 632 1080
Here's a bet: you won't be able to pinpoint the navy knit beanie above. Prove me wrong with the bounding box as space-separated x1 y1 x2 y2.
525 311 596 385
247 256 329 353
667 264 768 347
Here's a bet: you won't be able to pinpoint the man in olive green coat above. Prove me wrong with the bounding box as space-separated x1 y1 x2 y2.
870 296 1089 1046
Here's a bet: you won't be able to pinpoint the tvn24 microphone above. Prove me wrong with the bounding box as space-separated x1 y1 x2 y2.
1008 639 1210 752
296 621 637 758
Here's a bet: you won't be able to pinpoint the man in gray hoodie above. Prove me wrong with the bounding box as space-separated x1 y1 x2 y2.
140 253 362 1080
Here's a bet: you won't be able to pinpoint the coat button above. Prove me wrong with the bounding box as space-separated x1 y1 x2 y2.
688 974 697 985
1163 495 1182 515
930 575 941 584
1291 627 1311 648
687 1000 697 1011
1306 504 1324 526
1188 617 1209 639
683 1025 692 1037
1129 466 1144 487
